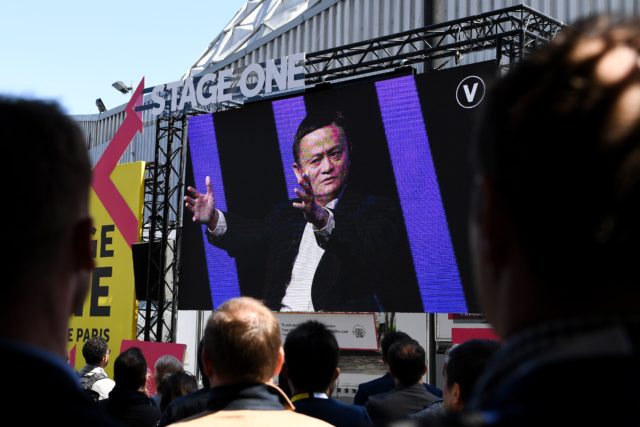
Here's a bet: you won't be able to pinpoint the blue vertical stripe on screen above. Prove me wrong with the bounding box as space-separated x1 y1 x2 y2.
375 76 468 312
272 96 307 193
187 114 241 308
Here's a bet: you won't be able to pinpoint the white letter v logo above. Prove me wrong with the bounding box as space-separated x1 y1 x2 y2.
463 83 478 103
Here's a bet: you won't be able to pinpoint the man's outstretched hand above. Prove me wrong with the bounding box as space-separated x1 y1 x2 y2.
185 176 218 229
293 173 329 229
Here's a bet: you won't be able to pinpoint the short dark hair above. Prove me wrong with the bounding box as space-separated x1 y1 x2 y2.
381 331 411 363
292 110 350 164
114 347 148 391
0 98 90 296
444 339 501 404
82 337 109 365
387 339 426 386
475 16 640 293
203 297 281 383
284 321 339 392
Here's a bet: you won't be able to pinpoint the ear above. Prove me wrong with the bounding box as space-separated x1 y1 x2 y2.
332 367 341 383
327 367 341 397
450 382 464 411
273 346 285 378
72 217 96 272
292 163 304 183
69 217 95 316
202 347 214 380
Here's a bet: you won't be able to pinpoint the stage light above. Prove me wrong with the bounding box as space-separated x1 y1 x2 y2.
95 98 107 113
112 81 132 94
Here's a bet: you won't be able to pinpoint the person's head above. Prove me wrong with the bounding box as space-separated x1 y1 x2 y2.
159 371 198 412
82 337 110 367
471 16 640 338
154 355 183 391
387 338 426 386
114 347 148 392
202 297 283 386
442 339 501 412
284 320 340 394
381 331 411 365
292 110 351 206
0 98 93 355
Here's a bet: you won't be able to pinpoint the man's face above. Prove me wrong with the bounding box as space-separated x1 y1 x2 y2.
293 124 350 205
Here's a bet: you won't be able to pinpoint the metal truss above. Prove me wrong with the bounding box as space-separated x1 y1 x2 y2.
304 5 563 84
137 115 187 342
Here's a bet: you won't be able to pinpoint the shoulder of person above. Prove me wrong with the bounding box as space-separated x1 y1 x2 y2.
174 409 332 427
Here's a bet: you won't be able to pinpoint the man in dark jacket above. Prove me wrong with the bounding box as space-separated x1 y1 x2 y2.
366 339 440 425
354 331 441 406
99 347 160 427
284 320 371 427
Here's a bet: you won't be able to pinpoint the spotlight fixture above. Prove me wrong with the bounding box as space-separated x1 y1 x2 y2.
95 98 107 113
112 81 132 94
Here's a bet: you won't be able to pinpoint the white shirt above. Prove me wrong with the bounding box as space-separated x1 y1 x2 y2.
210 199 337 311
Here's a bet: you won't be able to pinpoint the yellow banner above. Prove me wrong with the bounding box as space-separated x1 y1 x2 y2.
68 161 145 376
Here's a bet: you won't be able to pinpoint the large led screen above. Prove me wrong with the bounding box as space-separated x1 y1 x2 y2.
181 61 495 313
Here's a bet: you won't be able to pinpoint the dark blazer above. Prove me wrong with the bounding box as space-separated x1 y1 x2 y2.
294 396 372 427
211 188 423 312
98 388 161 427
0 342 119 426
365 383 440 426
354 373 442 405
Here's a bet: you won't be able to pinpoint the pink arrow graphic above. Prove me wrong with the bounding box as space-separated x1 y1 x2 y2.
92 78 145 248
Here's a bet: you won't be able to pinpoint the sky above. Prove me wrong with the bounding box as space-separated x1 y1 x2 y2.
0 0 247 115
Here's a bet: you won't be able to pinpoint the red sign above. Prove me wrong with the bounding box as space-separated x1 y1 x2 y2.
451 327 500 344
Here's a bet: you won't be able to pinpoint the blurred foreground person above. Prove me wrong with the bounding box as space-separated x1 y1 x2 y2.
459 15 640 426
0 98 116 425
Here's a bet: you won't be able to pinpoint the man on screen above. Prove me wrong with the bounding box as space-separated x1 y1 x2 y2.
185 110 422 312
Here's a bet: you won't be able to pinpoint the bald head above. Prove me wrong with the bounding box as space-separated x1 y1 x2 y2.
203 297 282 384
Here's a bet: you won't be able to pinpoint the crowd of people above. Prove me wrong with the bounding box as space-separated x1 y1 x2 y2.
0 12 638 427
71 300 498 427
